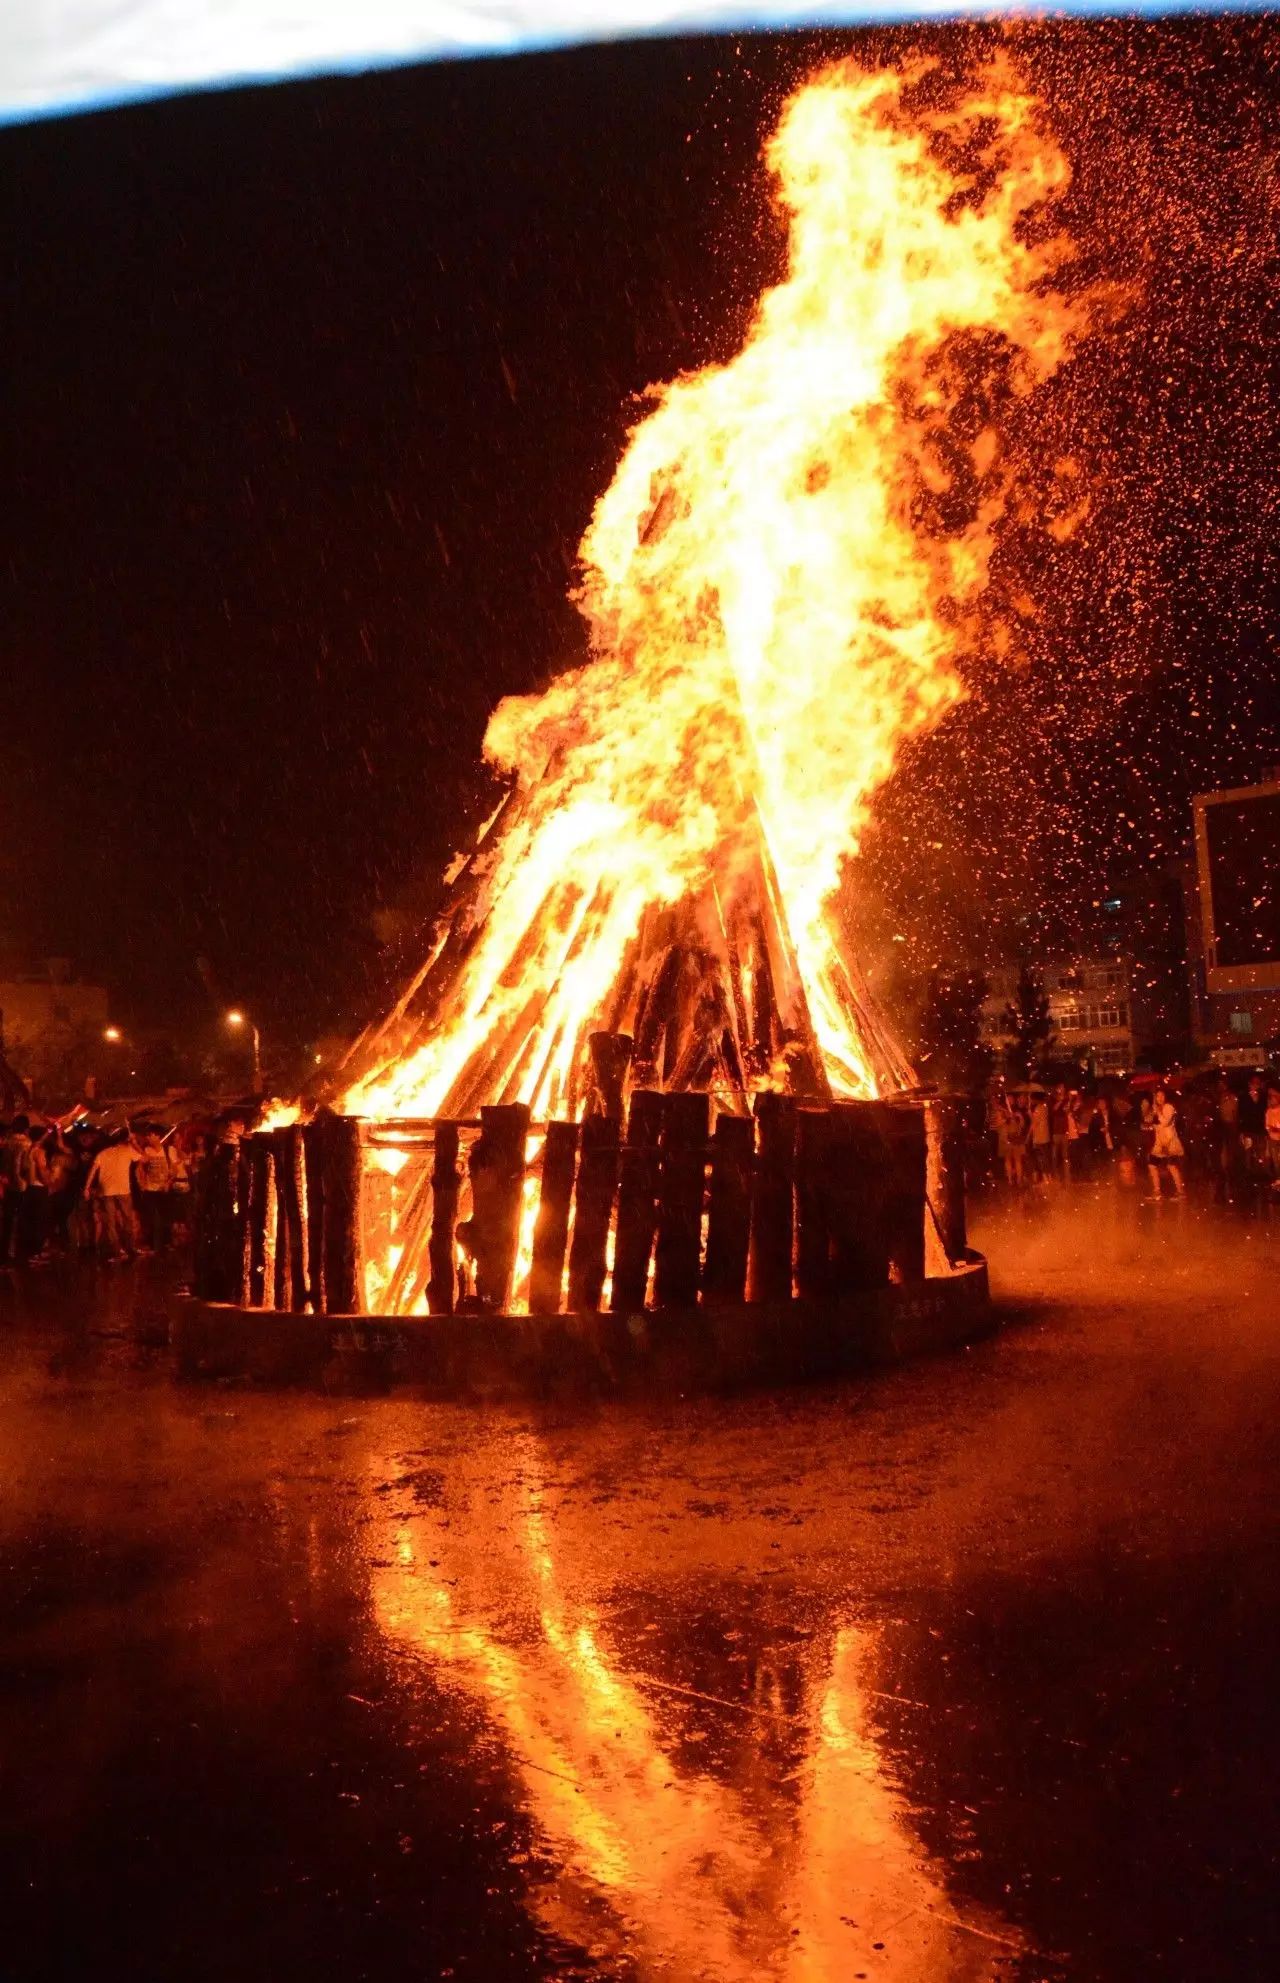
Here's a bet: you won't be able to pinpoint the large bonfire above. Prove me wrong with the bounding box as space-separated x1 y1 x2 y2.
343 55 1083 1135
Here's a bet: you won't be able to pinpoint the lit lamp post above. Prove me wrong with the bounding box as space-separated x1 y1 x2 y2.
94 1024 124 1102
225 1009 263 1095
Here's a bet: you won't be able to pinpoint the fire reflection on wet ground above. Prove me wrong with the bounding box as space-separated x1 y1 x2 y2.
2 1191 1279 1980
366 1436 1020 1979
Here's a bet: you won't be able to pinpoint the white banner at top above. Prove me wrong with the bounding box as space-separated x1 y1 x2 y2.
0 1 1264 125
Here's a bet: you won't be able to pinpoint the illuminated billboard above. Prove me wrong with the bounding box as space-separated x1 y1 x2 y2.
2 2 1275 126
1193 780 1280 995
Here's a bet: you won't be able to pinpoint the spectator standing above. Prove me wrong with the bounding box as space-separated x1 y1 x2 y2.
135 1126 171 1252
1215 1077 1241 1202
1065 1091 1089 1182
1008 1100 1032 1190
1265 1086 1280 1193
86 1130 140 1263
1049 1085 1071 1181
1139 1094 1157 1169
0 1117 32 1266
1029 1093 1051 1185
1239 1075 1268 1195
1089 1095 1115 1174
1149 1086 1186 1198
21 1128 53 1264
67 1130 101 1253
167 1131 194 1244
44 1127 76 1250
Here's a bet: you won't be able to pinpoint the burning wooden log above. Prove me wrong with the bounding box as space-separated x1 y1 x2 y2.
271 1124 307 1312
926 1097 967 1265
588 1029 633 1120
825 1101 890 1293
240 1132 273 1309
882 1102 926 1285
426 1122 461 1315
611 1087 663 1314
529 1120 579 1315
653 1091 709 1308
793 1108 833 1300
302 1115 328 1312
193 1134 243 1303
566 1113 619 1312
747 1091 796 1303
320 1113 365 1314
702 1112 754 1306
458 1103 528 1310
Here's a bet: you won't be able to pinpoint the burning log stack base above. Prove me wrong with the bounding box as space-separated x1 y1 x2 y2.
192 1083 973 1326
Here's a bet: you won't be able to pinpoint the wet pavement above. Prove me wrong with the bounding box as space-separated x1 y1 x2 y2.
2 1191 1278 1982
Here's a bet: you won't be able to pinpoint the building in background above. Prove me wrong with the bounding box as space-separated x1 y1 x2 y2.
1187 778 1280 1068
982 957 1139 1076
0 958 110 1104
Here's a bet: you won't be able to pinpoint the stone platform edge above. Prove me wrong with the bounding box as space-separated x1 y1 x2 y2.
170 1256 991 1397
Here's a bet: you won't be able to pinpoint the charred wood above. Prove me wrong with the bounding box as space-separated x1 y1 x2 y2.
883 1102 927 1284
611 1088 664 1313
653 1091 709 1308
271 1124 307 1312
302 1116 328 1312
457 1104 528 1311
322 1113 365 1314
793 1109 833 1300
427 1122 462 1315
747 1092 796 1303
566 1113 619 1312
529 1120 579 1315
703 1112 755 1306
825 1102 890 1293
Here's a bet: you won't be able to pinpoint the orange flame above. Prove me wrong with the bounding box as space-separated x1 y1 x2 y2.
348 55 1084 1123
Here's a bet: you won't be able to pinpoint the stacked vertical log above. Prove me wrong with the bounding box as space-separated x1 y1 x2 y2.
299 1110 366 1315
426 1123 461 1315
702 1113 754 1306
466 1103 530 1311
653 1092 709 1307
747 1093 795 1303
271 1124 307 1312
925 1097 968 1266
239 1132 273 1309
194 1092 940 1320
610 1089 663 1314
529 1121 578 1315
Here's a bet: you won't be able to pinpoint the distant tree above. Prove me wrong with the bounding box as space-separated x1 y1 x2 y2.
1003 965 1055 1081
917 970 992 1094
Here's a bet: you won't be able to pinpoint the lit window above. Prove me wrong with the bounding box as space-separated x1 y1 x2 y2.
1230 1011 1254 1036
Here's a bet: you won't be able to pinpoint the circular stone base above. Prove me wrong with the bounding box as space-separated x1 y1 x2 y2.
170 1256 990 1398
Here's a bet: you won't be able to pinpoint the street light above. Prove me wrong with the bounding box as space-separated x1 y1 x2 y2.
225 1009 263 1095
103 1025 122 1044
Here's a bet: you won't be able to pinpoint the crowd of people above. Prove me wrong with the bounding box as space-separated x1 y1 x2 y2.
0 1116 208 1268
985 1072 1280 1203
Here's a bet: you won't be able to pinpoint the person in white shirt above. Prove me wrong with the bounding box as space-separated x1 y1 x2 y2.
135 1127 171 1252
85 1131 140 1263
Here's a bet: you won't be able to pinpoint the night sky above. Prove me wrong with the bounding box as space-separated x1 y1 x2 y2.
5 16 1280 1044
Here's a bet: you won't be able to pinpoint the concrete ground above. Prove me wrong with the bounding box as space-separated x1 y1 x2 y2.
1 1187 1277 1981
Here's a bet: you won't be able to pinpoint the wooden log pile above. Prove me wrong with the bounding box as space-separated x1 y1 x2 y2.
338 772 915 1131
195 1087 952 1320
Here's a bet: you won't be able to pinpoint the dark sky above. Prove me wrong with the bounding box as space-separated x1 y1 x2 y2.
4 17 1280 1040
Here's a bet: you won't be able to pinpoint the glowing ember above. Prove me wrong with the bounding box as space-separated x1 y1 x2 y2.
346 54 1087 1126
